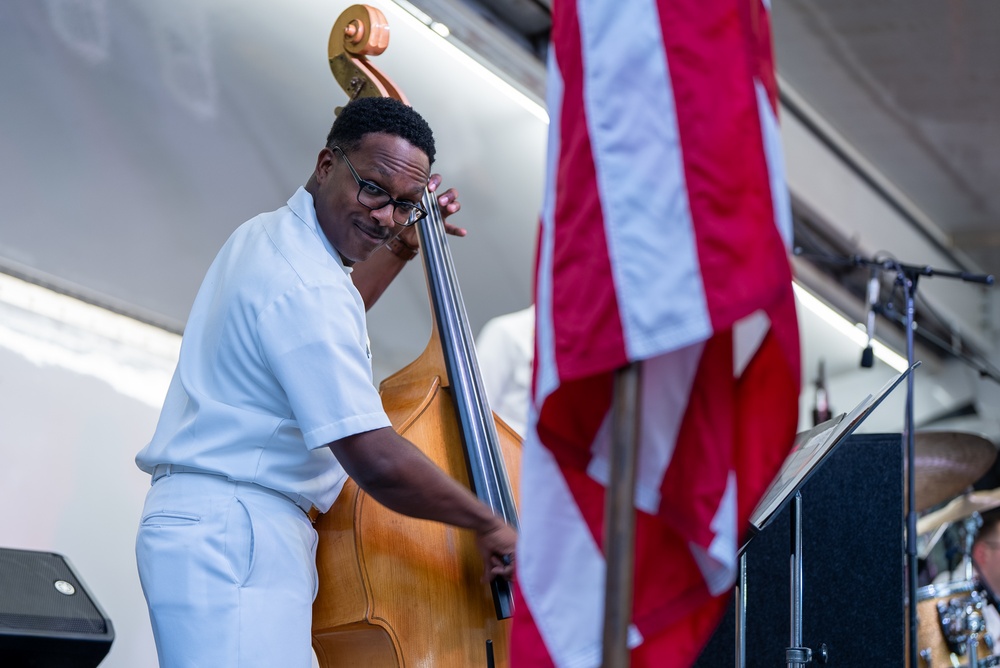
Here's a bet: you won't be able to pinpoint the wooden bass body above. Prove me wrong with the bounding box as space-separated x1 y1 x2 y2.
312 338 522 667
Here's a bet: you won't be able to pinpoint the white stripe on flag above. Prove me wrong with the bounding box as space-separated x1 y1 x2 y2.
733 310 770 379
689 471 739 595
519 421 644 668
756 81 793 248
586 343 704 515
578 0 711 361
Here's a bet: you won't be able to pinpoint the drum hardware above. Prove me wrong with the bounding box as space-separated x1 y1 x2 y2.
937 590 984 660
919 521 951 562
918 490 1000 537
951 513 983 582
966 606 985 668
963 515 986 582
914 581 1000 668
916 581 993 667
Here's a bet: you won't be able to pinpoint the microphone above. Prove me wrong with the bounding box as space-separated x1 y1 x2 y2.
861 266 880 368
812 359 832 426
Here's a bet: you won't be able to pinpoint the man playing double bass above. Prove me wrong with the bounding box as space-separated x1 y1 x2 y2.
134 96 517 668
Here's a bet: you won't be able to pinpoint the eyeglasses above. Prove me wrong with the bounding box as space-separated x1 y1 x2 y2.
333 146 427 227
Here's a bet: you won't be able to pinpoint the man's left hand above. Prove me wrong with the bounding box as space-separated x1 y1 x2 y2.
428 173 464 233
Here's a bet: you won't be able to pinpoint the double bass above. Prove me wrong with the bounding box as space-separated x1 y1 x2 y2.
312 5 522 667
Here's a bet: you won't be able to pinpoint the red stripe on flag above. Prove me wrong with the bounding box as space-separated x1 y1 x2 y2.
511 582 558 668
658 333 736 548
733 295 801 529
630 504 715 633
744 0 779 114
535 373 614 473
631 594 730 667
548 0 628 382
657 0 787 332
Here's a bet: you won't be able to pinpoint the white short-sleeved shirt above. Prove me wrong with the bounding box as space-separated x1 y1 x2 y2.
136 187 391 512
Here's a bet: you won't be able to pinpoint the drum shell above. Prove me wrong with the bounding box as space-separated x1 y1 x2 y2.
916 580 995 667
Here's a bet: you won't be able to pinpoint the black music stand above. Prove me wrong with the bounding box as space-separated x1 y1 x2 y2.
734 363 917 667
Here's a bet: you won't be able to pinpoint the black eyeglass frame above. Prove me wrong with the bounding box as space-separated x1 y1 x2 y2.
332 146 428 227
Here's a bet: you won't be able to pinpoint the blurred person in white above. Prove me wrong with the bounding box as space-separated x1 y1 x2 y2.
476 305 534 437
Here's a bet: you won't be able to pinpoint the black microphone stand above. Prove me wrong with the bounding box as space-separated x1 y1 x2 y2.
794 248 995 667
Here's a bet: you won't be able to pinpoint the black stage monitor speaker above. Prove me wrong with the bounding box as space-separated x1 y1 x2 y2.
0 548 115 667
695 432 905 667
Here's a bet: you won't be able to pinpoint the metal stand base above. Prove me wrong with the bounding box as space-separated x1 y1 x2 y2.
786 492 813 667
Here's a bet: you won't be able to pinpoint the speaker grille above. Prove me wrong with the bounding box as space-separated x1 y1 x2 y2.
0 612 105 635
0 550 108 635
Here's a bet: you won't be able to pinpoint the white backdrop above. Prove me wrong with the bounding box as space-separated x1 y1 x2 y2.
0 280 177 667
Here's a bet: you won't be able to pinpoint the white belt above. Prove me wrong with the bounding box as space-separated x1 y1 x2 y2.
150 463 321 523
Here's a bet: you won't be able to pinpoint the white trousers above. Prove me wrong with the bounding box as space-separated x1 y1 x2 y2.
136 470 319 668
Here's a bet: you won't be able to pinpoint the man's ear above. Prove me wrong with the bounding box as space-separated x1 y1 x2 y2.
315 147 336 183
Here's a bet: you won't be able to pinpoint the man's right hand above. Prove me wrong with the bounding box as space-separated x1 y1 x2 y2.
475 517 517 583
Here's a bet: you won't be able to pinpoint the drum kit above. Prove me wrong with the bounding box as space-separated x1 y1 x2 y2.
912 430 1000 668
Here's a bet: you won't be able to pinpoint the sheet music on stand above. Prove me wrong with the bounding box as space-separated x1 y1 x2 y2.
745 362 919 545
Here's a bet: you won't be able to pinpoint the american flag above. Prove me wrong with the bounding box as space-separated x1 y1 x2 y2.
510 0 800 665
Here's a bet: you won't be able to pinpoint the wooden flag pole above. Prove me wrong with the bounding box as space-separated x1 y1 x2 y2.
602 362 643 668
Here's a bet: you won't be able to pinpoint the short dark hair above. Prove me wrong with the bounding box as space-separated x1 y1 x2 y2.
326 97 435 164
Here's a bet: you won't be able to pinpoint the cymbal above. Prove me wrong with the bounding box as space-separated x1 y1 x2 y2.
917 489 1000 535
906 431 998 512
